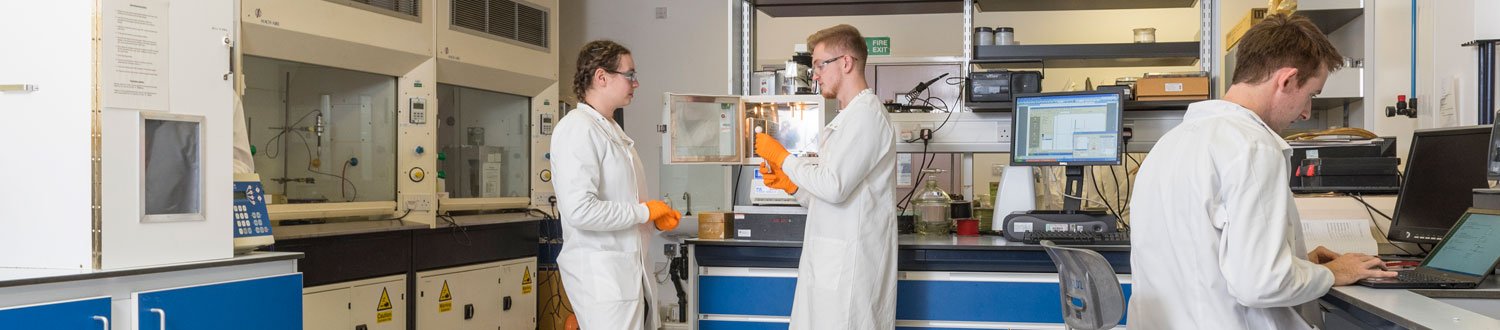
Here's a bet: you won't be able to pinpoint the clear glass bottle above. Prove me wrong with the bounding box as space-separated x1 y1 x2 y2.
913 169 952 235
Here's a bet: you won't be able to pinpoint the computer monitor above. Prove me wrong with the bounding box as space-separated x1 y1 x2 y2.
1011 91 1124 166
1390 125 1492 244
1011 91 1124 212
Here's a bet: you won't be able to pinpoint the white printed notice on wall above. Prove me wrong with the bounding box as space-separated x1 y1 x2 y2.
102 0 170 111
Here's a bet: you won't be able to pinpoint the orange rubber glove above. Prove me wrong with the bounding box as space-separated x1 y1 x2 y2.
760 162 799 195
645 200 681 231
755 133 791 166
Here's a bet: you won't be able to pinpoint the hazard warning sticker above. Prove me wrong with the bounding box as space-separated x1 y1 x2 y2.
438 280 453 313
376 287 394 323
522 267 533 294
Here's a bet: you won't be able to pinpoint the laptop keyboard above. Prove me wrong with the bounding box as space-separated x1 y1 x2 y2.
1396 271 1462 283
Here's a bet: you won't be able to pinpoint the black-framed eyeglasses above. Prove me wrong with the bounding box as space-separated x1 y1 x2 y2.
814 55 848 72
604 69 638 83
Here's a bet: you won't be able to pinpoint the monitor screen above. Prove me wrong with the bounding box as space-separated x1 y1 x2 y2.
1391 126 1492 243
1423 211 1500 277
1011 92 1123 166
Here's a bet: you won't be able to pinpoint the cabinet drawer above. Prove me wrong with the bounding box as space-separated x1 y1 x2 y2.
896 279 1131 324
699 275 797 316
700 320 790 330
0 296 111 330
136 273 303 329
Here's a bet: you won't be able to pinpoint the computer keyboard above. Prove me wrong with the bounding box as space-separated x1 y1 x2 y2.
1018 231 1131 245
1395 271 1463 283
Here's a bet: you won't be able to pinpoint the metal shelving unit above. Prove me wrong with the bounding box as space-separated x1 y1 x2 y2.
960 0 1216 112
971 42 1201 68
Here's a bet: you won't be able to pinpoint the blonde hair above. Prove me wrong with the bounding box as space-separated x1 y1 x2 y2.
806 24 867 69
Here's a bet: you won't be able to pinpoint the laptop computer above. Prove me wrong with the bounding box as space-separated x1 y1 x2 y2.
1359 208 1500 289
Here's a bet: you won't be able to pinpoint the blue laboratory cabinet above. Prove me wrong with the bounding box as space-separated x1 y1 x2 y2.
136 273 303 330
0 296 111 329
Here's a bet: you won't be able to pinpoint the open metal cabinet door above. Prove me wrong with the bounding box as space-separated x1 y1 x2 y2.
661 93 747 165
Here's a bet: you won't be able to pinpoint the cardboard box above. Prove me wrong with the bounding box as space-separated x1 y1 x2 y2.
697 212 734 239
1225 8 1269 52
1135 76 1210 101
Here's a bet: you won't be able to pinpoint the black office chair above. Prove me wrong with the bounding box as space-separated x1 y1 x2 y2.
1041 240 1126 330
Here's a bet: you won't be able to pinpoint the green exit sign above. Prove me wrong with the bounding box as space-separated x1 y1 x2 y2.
865 37 891 56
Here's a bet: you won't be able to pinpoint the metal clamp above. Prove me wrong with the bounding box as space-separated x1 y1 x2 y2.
0 84 39 93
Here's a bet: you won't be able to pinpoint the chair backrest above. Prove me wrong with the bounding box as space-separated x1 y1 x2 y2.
1041 240 1125 330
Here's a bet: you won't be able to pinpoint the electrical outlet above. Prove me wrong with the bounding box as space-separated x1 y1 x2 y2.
403 194 434 211
997 126 1011 141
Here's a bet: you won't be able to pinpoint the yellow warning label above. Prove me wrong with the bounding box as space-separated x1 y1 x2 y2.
439 281 453 301
377 288 394 311
521 267 533 294
438 280 453 312
376 288 393 323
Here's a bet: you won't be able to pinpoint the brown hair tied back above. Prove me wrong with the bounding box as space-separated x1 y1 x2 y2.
573 40 632 101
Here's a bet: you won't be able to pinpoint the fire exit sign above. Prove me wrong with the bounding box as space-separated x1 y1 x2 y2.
865 37 890 56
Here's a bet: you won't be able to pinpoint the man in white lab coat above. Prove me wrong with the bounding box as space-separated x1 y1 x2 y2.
756 24 897 329
1128 14 1397 329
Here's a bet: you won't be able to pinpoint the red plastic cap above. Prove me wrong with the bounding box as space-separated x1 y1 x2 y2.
1398 95 1407 102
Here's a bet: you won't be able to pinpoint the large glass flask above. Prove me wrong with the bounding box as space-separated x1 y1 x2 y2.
913 169 953 235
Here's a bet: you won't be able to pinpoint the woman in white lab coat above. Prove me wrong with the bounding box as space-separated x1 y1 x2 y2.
551 40 681 330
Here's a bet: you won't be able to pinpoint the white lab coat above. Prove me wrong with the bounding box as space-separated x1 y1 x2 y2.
782 89 898 330
550 104 659 330
1128 100 1334 329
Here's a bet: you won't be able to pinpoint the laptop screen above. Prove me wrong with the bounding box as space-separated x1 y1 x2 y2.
1424 212 1500 277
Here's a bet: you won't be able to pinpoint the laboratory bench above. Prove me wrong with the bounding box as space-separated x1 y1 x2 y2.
687 235 1500 330
685 235 1132 330
0 252 304 329
1320 277 1500 330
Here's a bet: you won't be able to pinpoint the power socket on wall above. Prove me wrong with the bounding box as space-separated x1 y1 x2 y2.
403 194 434 211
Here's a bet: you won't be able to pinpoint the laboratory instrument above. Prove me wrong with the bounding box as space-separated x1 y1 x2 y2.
968 70 1043 103
1359 209 1500 289
1294 157 1400 193
233 173 274 254
1389 125 1491 243
731 206 808 241
1001 91 1124 241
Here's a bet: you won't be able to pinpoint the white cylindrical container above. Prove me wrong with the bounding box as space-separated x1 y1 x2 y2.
975 27 995 46
1134 28 1157 43
995 27 1015 45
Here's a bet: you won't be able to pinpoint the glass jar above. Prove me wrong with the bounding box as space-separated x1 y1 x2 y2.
913 169 952 235
995 27 1016 46
1133 28 1157 43
975 27 995 46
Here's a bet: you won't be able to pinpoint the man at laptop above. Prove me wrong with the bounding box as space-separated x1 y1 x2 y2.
1128 14 1398 329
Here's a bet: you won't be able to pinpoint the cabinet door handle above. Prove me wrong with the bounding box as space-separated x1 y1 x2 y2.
92 315 109 329
149 308 167 330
